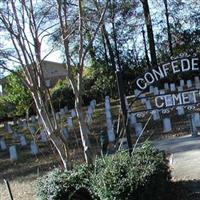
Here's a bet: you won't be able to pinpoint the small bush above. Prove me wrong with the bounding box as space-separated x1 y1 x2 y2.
37 164 93 200
91 142 171 200
37 142 171 200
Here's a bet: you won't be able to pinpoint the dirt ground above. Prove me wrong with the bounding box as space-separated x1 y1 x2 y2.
0 175 37 200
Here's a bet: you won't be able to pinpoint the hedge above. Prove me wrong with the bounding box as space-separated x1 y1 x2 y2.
37 142 171 200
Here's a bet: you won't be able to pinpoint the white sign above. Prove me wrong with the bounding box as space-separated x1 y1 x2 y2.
135 57 199 90
155 90 200 109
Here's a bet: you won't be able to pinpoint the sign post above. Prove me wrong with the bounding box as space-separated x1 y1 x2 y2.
115 66 132 155
130 54 200 138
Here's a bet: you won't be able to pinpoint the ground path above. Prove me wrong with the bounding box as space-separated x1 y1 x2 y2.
153 134 200 196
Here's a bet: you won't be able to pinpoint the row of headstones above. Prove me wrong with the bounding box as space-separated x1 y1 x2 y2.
0 139 39 161
4 105 74 133
66 99 97 129
129 112 200 136
104 96 166 141
134 76 200 98
5 99 97 136
134 78 200 117
0 129 48 149
4 99 97 148
4 123 48 143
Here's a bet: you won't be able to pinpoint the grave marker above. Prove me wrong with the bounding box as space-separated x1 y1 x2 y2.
0 138 7 150
67 117 73 129
164 83 169 90
134 123 143 136
30 141 39 155
187 80 193 88
170 83 176 91
71 109 76 118
40 130 48 142
19 135 27 146
9 146 18 161
163 118 172 133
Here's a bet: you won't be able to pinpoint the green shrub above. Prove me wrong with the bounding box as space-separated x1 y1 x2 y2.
37 142 171 200
91 142 171 200
37 165 93 200
50 79 75 111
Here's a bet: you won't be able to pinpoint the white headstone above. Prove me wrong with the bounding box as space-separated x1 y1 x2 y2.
71 109 76 118
193 113 200 127
176 106 184 115
106 110 112 119
7 124 13 133
195 77 200 89
86 114 93 124
195 82 200 89
31 141 39 155
180 79 184 87
20 135 27 146
129 113 137 126
0 138 7 150
191 116 198 136
134 123 143 136
60 108 65 116
87 106 93 115
106 119 113 130
40 130 48 142
153 87 159 95
189 93 195 103
195 76 200 84
9 146 18 161
107 129 115 142
67 117 73 129
187 80 193 88
149 86 154 94
163 118 172 133
152 110 160 121
145 100 152 110
90 100 96 109
170 83 176 91
105 97 111 110
164 83 169 90
177 86 183 92
159 90 165 95
165 95 173 107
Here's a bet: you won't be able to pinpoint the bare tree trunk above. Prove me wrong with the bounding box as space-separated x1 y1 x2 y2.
141 0 157 67
164 0 173 56
101 25 116 71
101 32 109 67
56 0 108 164
75 101 93 164
32 91 69 169
142 27 151 69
